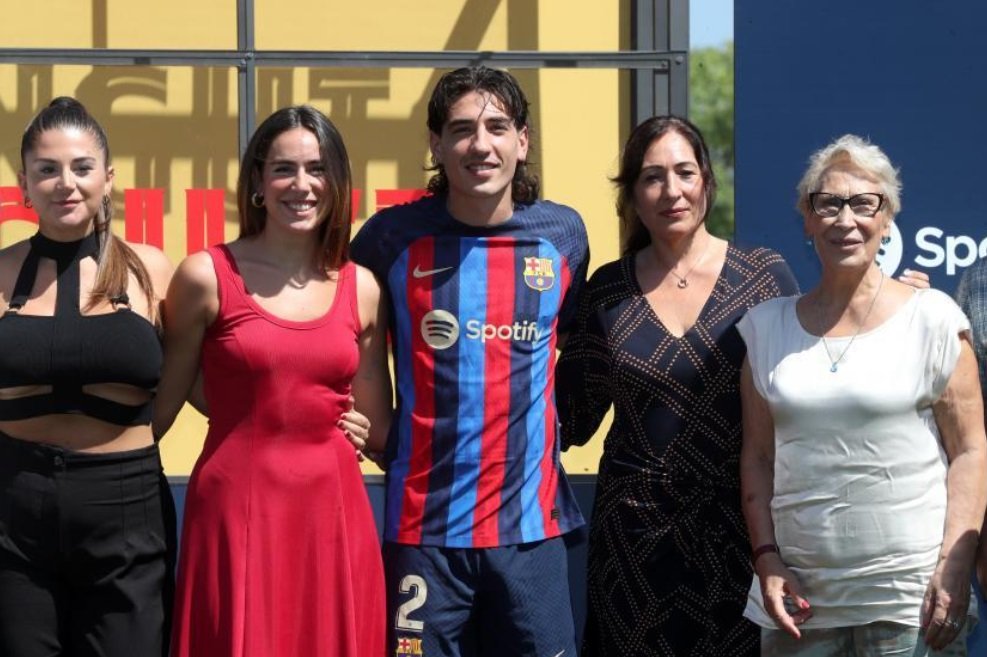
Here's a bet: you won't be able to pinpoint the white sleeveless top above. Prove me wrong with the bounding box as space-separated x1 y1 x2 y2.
737 288 972 629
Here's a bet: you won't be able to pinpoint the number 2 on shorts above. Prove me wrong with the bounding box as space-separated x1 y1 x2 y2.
395 574 427 632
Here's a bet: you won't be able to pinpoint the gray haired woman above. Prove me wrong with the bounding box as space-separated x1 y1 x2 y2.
739 134 987 655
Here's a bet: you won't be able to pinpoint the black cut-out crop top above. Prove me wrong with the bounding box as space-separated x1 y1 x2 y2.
0 232 162 426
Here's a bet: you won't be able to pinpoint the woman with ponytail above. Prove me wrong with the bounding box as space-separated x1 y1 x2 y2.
0 97 175 656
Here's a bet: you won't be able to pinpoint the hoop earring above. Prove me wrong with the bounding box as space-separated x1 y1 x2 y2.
251 192 265 208
23 197 32 209
880 235 891 245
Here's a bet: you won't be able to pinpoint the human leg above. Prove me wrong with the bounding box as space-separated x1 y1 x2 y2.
384 542 479 657
853 621 968 657
761 621 970 657
0 433 63 657
60 445 173 657
477 537 577 657
760 626 852 657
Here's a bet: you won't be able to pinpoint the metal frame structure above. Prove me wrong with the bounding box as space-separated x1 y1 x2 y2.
0 2 688 494
0 0 688 156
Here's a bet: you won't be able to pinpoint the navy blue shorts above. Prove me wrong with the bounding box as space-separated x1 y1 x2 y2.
384 537 576 657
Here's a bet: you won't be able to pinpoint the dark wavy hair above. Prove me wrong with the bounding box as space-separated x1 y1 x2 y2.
426 66 538 203
613 116 717 256
237 105 352 271
21 96 156 319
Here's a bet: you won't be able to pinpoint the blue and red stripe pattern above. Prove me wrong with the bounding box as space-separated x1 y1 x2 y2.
351 196 588 547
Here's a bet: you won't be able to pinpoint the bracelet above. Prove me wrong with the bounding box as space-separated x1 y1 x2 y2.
751 543 779 564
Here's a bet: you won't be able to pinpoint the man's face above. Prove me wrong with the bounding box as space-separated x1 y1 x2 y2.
429 90 529 217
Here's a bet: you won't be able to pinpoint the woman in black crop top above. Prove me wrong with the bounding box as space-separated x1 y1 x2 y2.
0 98 176 657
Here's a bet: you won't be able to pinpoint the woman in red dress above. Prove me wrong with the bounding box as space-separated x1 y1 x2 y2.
155 106 390 657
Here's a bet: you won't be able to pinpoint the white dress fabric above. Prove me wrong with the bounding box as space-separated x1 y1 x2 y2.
737 288 972 629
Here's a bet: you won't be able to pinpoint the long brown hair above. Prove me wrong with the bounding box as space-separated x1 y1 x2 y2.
613 116 717 256
236 106 352 272
21 97 157 320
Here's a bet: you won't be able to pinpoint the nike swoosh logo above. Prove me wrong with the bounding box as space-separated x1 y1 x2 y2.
551 652 565 657
413 265 454 279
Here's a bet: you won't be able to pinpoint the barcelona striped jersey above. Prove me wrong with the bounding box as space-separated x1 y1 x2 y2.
351 196 589 547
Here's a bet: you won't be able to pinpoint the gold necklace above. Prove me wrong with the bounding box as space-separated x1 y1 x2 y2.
820 271 885 373
660 237 712 289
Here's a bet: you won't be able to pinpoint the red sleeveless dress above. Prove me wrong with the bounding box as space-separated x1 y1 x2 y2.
171 246 385 657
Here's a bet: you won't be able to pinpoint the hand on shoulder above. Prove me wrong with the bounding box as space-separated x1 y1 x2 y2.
896 268 930 290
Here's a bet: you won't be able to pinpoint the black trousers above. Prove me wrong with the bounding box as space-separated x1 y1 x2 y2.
0 431 176 657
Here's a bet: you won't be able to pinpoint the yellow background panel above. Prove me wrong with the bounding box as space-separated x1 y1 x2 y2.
268 66 623 475
255 0 624 52
0 0 235 50
0 63 239 475
259 67 624 256
0 63 240 258
1 59 628 476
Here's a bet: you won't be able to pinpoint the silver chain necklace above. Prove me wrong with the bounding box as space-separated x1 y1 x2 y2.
660 236 712 289
820 271 885 373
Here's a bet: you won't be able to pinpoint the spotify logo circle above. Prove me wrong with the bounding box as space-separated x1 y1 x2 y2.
420 310 460 350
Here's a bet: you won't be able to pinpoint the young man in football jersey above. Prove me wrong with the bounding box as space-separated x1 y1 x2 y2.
351 66 589 657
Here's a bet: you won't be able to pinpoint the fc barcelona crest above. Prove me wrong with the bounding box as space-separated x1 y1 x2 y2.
523 257 555 291
395 636 423 655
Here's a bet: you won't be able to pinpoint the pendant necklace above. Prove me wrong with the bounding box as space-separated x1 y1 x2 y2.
662 237 711 289
820 271 885 373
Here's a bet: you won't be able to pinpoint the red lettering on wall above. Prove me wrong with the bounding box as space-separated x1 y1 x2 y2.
0 185 428 250
351 188 362 224
375 188 429 211
0 187 38 225
124 188 164 248
186 189 226 253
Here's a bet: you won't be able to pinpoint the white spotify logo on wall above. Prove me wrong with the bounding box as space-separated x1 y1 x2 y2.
876 222 903 277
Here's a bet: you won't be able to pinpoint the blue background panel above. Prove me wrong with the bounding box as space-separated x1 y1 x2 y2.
736 1 987 293
736 2 987 651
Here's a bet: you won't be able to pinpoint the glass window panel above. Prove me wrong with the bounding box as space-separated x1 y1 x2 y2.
1 63 240 258
0 63 238 473
1 59 647 476
0 2 676 477
1 63 240 253
255 0 626 52
253 66 626 257
252 65 631 475
0 0 236 49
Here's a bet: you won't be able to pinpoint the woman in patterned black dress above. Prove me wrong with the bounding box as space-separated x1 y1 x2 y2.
556 116 798 656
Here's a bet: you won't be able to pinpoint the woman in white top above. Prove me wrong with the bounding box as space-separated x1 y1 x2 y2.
739 134 987 656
